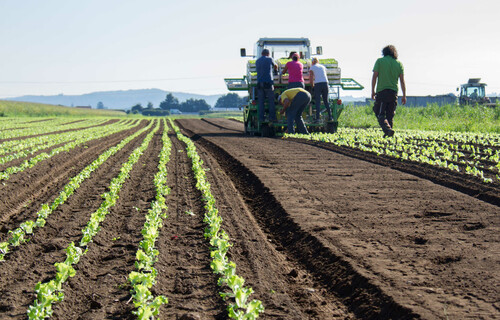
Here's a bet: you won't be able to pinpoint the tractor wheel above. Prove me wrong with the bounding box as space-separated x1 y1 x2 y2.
261 124 274 137
326 122 338 133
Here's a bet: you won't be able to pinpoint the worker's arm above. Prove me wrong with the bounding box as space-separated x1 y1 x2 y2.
282 65 288 74
280 98 291 114
309 69 315 86
371 71 378 99
399 74 406 105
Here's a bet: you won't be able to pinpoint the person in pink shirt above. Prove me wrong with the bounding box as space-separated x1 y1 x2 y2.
282 52 304 89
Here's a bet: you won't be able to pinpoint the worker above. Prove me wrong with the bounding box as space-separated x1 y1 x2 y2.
279 87 310 134
371 45 406 137
309 57 332 122
470 89 478 99
256 48 278 122
282 52 304 89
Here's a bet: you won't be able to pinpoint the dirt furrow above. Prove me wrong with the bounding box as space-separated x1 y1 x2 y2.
188 134 354 319
154 130 226 319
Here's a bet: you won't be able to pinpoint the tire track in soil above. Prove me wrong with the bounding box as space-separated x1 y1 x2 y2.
154 129 226 319
0 121 155 319
176 119 420 319
0 120 148 233
52 120 163 320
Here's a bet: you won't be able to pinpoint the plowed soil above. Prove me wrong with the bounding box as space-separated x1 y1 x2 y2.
0 118 498 320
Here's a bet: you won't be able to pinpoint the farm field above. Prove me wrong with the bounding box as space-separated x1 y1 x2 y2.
0 117 499 319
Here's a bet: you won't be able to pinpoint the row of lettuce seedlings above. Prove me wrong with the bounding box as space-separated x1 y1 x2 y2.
27 120 160 319
0 119 141 181
0 118 113 157
170 119 264 319
7 117 264 319
0 121 153 261
126 118 171 319
0 119 137 165
0 118 110 140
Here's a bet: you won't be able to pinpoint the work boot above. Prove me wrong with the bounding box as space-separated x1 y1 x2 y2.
380 119 394 136
384 128 395 137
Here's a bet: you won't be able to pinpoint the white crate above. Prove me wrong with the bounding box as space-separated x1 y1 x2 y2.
327 75 341 81
323 63 339 68
225 78 248 90
326 68 341 75
249 73 278 81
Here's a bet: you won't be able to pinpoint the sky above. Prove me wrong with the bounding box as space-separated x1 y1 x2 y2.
1 0 499 99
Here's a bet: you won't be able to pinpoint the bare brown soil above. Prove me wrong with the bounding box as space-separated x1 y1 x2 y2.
0 118 498 320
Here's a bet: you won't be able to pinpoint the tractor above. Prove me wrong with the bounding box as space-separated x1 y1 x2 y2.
224 37 363 137
457 78 495 106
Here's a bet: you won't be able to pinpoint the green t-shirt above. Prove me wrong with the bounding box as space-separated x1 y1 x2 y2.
373 56 404 93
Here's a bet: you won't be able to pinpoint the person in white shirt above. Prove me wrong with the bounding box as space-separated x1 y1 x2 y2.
309 57 332 122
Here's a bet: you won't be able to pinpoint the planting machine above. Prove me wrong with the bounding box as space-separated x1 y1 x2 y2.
224 37 363 136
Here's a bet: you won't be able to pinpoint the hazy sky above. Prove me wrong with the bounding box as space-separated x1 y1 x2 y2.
1 0 499 98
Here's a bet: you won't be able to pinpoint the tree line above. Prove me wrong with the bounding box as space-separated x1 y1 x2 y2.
128 93 210 115
213 93 247 109
128 93 248 115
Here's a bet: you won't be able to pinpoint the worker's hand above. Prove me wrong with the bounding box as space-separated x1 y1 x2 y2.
401 96 407 105
371 91 376 100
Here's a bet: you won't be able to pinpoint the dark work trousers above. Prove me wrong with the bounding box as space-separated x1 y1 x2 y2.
313 82 331 120
286 91 310 134
287 81 305 89
257 82 276 122
373 89 398 133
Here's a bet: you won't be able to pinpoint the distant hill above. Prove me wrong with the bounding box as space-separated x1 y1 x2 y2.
4 89 223 110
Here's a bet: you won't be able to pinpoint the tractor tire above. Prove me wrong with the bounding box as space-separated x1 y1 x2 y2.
244 121 249 135
326 121 338 133
261 124 274 137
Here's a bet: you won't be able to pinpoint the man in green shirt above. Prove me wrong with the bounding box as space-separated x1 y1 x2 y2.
371 45 406 137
